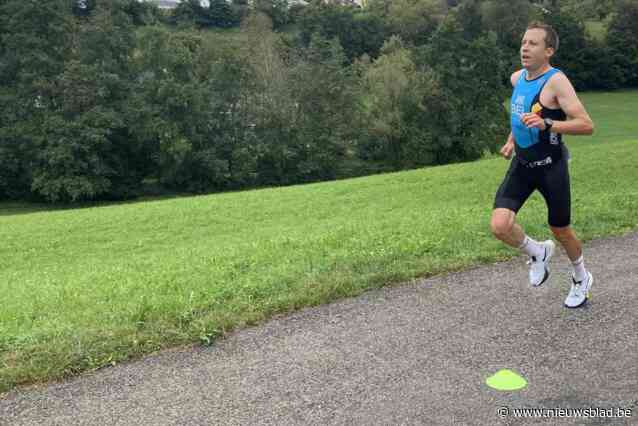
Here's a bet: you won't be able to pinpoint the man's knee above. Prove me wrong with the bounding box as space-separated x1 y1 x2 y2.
550 225 574 242
491 210 514 240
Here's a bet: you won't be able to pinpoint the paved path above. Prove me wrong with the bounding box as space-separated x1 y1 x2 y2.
2 232 637 425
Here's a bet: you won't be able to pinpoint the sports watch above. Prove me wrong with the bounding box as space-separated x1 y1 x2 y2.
544 118 554 131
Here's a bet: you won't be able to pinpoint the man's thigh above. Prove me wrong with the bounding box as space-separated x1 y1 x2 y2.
493 160 535 214
537 159 571 227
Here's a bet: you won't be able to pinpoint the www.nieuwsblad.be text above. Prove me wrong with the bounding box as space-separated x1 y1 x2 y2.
497 406 633 419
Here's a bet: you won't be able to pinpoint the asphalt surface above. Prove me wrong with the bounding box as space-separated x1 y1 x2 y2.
1 232 637 425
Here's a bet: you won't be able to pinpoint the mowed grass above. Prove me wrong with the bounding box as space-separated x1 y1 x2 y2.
1 91 638 393
578 90 638 143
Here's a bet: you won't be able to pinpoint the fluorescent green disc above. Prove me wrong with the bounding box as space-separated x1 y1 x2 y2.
486 369 528 391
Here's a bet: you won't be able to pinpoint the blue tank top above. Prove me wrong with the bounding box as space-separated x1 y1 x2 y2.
510 68 562 148
510 68 568 163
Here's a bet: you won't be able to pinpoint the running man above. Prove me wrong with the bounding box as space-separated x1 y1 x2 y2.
491 22 594 308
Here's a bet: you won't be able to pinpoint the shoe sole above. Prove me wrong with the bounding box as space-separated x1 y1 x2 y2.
564 272 593 309
532 241 555 287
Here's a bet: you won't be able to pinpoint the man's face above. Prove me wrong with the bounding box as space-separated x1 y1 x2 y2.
520 28 553 70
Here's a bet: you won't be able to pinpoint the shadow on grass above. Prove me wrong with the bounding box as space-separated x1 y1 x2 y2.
0 193 188 217
0 180 317 217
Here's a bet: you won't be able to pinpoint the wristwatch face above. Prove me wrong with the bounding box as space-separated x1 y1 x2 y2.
545 118 554 129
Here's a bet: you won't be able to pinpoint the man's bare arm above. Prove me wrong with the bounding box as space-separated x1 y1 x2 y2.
521 74 594 135
549 73 594 135
500 72 521 160
510 70 523 87
500 132 515 159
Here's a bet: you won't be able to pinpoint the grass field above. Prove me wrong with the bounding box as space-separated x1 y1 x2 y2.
1 90 637 394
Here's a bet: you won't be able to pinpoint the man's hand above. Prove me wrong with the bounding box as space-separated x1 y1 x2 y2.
500 139 515 159
521 112 547 130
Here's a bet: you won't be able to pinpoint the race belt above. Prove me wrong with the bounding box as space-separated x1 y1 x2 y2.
518 156 553 168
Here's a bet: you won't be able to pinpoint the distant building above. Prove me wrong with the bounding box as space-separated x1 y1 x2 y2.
144 0 210 10
290 0 365 5
326 0 365 5
143 0 363 10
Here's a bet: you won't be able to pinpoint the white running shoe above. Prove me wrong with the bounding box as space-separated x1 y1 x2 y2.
564 271 593 308
527 240 555 287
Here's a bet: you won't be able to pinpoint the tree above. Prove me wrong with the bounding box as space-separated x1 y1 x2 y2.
0 0 68 92
289 34 358 181
240 13 298 185
253 0 290 29
132 26 221 191
207 51 260 188
0 114 33 200
543 9 589 90
30 106 119 202
298 2 385 62
230 0 250 24
480 0 538 74
31 1 143 201
607 0 638 87
559 0 615 21
0 0 69 200
415 14 508 164
384 0 447 47
210 0 237 28
121 0 162 26
359 36 435 169
170 0 212 27
453 0 483 42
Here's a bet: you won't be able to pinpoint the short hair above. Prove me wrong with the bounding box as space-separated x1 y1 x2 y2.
526 21 559 52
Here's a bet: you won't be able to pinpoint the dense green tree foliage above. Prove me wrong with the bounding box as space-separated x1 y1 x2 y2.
367 0 447 47
209 0 239 28
606 0 638 87
358 37 436 169
0 0 71 199
0 0 636 202
298 1 386 61
420 15 508 163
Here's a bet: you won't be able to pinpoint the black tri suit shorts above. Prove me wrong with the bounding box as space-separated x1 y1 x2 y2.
493 144 571 228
